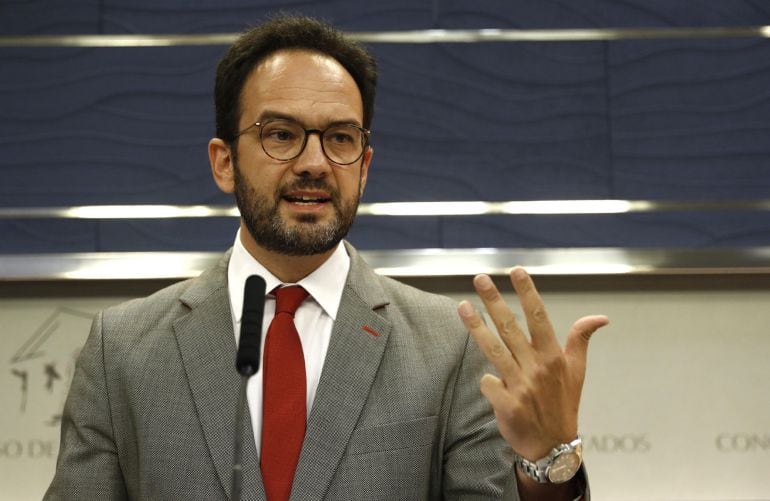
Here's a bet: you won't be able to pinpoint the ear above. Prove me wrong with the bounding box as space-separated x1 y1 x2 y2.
209 138 235 194
358 145 373 197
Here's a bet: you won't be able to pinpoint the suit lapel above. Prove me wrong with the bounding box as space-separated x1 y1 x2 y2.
291 245 392 500
173 253 265 500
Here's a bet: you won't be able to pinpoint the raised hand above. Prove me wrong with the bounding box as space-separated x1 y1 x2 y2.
458 267 609 461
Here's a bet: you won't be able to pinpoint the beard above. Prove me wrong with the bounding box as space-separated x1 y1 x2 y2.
232 163 361 256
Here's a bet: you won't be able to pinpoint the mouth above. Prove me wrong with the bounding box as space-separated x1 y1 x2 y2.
284 195 330 204
282 191 332 210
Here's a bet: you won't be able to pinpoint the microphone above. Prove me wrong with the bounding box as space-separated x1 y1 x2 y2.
236 275 267 376
232 274 266 501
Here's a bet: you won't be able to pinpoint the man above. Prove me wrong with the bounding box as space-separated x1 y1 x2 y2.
46 15 608 500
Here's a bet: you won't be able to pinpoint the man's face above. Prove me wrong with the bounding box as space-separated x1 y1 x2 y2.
230 50 372 256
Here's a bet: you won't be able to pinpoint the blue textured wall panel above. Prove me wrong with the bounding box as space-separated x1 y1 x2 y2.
442 212 770 248
1 46 226 207
0 0 100 35
366 41 609 203
436 0 770 28
95 218 238 251
2 1 770 252
609 38 770 199
562 0 770 28
0 220 97 253
100 0 437 33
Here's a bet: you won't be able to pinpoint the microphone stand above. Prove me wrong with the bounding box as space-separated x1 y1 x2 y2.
232 374 251 501
232 275 266 501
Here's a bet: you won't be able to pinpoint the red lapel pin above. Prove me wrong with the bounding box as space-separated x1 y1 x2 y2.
362 325 381 337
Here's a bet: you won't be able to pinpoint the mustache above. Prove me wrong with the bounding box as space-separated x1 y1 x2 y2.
279 178 339 198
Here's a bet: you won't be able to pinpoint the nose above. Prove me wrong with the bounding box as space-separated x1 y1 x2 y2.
291 132 330 177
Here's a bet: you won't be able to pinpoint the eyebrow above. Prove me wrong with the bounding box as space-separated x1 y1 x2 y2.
256 110 363 129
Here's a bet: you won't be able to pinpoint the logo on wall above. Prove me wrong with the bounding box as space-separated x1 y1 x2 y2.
583 434 651 453
716 433 770 452
6 307 93 426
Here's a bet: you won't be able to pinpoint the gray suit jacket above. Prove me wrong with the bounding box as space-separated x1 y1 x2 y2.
46 243 522 500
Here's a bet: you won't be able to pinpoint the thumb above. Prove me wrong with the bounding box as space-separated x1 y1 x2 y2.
564 315 609 362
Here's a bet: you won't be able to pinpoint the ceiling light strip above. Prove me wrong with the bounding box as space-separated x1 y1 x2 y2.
1 25 769 48
3 199 770 219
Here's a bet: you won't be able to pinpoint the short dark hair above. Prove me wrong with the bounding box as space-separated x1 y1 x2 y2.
214 14 378 143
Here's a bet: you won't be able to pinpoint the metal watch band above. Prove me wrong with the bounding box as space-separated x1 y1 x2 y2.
514 454 549 483
513 437 583 484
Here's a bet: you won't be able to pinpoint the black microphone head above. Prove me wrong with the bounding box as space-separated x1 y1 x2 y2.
236 275 267 376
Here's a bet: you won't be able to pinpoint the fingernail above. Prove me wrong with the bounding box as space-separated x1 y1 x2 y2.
475 274 493 290
458 301 474 318
512 267 526 281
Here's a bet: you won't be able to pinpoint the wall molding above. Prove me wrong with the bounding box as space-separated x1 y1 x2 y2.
2 199 770 220
3 247 770 280
1 26 769 48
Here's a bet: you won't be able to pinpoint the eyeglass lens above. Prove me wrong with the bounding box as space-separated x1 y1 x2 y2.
260 120 366 164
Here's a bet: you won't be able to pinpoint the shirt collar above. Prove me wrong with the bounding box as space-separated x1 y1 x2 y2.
228 228 350 323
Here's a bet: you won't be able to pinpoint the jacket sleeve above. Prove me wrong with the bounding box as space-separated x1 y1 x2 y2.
441 324 591 501
44 311 128 501
440 325 521 500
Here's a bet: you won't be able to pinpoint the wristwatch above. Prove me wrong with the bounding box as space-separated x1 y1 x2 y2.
513 437 583 484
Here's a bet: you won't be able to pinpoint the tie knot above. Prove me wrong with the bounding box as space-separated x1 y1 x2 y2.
273 286 308 316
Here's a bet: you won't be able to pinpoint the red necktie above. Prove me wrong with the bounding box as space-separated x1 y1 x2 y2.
261 285 309 501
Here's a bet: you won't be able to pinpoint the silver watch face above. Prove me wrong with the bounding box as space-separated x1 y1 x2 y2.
547 451 581 483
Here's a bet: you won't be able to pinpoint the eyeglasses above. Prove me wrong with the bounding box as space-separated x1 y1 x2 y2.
236 118 370 165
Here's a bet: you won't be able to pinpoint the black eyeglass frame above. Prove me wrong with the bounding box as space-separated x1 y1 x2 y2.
235 119 371 166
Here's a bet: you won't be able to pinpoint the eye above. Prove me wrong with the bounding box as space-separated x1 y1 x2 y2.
261 121 302 143
325 127 357 145
265 128 297 142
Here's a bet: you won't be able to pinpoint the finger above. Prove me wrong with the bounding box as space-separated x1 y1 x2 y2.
458 300 519 378
472 274 534 368
564 315 610 364
478 373 512 411
510 267 559 352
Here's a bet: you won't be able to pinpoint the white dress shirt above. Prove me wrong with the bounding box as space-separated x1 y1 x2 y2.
227 229 350 454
